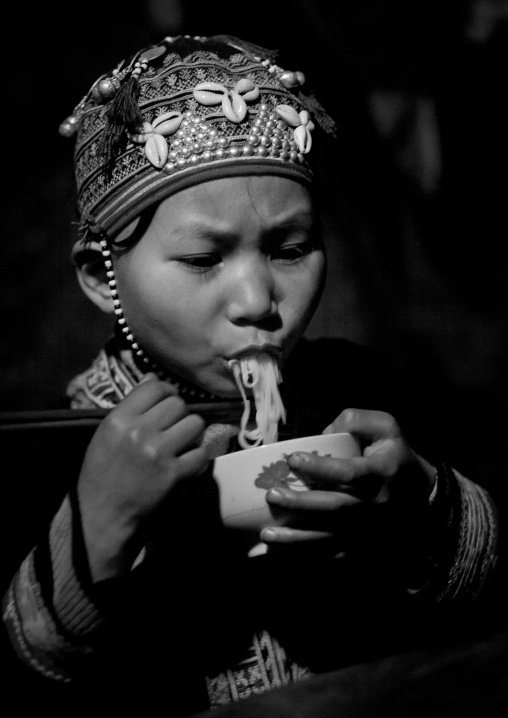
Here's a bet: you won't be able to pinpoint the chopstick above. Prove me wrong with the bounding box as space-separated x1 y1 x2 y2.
0 401 245 431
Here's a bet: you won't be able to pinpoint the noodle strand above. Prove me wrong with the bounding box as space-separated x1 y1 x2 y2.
228 353 286 449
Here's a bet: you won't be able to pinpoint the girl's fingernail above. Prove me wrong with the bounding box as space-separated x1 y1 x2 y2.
289 452 307 466
261 528 276 541
267 488 285 503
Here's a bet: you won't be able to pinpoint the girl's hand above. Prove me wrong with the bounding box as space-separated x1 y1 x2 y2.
263 409 436 574
77 374 208 581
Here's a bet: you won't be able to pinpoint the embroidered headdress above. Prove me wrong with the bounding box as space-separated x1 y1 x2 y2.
59 34 336 242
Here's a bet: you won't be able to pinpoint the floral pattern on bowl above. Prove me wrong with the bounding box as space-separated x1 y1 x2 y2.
254 451 331 490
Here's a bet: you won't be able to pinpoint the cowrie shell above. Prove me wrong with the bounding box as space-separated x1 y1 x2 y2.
241 87 260 102
275 105 301 127
152 113 183 136
299 110 310 126
294 125 312 153
234 79 259 102
232 92 248 121
234 78 256 93
195 81 227 92
193 82 226 105
221 93 244 123
152 111 182 127
145 133 168 167
194 89 224 105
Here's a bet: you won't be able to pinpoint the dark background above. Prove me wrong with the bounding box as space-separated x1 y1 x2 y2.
2 0 508 503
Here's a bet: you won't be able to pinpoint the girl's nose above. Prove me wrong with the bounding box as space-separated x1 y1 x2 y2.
227 262 278 325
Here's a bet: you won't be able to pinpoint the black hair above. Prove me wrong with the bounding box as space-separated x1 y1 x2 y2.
109 204 159 254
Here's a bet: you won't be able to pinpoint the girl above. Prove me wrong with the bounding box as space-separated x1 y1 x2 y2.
2 34 498 715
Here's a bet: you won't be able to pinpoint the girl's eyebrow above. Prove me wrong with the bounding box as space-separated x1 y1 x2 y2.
265 212 317 233
262 214 321 246
170 223 238 246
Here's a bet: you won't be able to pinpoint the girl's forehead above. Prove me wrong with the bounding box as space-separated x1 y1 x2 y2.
154 175 314 225
111 176 315 250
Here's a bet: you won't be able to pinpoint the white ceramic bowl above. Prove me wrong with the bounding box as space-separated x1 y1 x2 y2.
212 432 361 554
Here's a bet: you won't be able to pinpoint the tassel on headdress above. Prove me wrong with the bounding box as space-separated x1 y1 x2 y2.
98 74 143 173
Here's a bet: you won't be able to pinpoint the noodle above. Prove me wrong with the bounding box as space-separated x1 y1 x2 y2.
228 353 286 449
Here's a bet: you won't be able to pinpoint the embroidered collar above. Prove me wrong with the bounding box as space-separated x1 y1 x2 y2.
66 335 223 408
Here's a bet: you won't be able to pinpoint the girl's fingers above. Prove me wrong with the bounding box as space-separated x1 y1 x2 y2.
264 489 365 537
266 488 359 512
115 375 179 416
286 453 387 497
144 393 192 430
161 413 206 456
175 445 209 479
289 453 367 483
324 408 401 442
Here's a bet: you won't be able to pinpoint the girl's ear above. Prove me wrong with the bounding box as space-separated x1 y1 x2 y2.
72 241 115 314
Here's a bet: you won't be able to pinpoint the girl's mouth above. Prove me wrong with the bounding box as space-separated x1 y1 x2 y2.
225 344 282 363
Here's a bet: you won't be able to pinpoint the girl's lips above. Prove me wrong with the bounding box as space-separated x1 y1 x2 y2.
225 344 282 362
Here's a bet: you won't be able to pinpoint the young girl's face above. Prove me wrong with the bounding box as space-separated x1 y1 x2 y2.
113 175 326 397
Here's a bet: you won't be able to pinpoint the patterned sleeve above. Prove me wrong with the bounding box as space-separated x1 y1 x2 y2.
410 462 499 604
2 492 104 682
